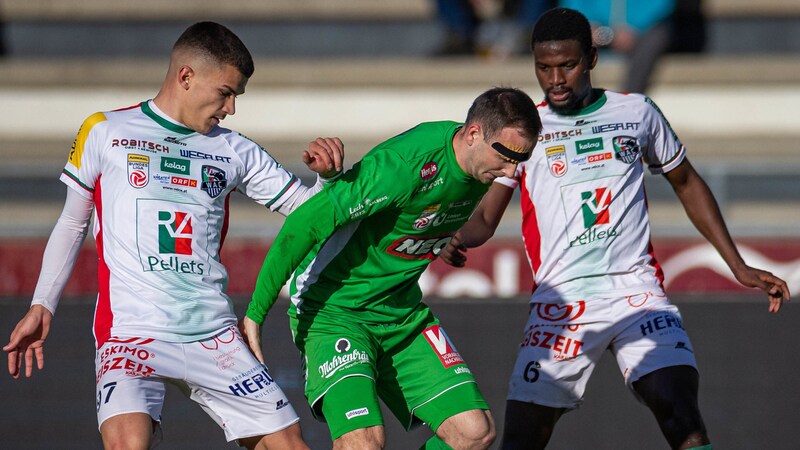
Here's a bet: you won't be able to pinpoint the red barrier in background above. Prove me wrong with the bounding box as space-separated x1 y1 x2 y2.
2 238 798 298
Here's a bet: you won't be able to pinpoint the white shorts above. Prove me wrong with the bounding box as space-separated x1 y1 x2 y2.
507 292 697 410
94 326 300 442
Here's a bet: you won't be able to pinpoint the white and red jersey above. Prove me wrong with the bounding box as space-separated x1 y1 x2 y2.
62 100 301 346
497 90 685 303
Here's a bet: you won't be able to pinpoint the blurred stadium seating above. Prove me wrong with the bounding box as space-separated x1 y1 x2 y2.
1 4 798 449
0 0 797 239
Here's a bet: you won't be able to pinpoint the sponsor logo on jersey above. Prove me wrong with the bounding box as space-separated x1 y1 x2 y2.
587 152 613 163
414 205 469 230
535 301 586 322
138 202 208 276
675 342 693 353
170 176 197 188
387 234 452 260
127 154 150 188
199 327 237 351
538 129 583 142
575 137 604 155
164 136 187 146
179 149 232 163
335 338 351 353
640 311 685 337
346 407 370 419
276 399 290 410
414 204 441 230
228 368 278 397
591 122 640 134
569 188 619 247
318 349 370 379
201 165 227 198
348 196 389 219
546 145 568 177
520 327 584 361
612 136 641 164
158 211 193 255
96 356 156 383
574 119 596 126
419 177 444 193
111 138 169 153
420 161 439 181
96 339 156 383
581 187 611 228
448 200 472 208
160 157 190 175
423 325 465 368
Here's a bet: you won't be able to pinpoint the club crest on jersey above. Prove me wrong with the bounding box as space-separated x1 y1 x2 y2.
420 161 439 181
201 165 227 198
414 204 441 230
422 325 465 368
545 145 568 178
612 136 641 164
128 154 150 188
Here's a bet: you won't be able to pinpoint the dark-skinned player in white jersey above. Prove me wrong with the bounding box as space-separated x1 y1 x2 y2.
441 8 790 450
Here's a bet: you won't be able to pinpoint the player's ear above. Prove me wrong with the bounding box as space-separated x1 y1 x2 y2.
467 123 483 146
178 65 195 90
588 46 598 71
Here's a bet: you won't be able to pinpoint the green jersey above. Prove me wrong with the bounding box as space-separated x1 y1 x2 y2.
247 121 490 325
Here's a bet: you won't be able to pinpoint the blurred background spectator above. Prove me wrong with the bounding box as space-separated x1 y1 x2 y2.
562 0 706 93
432 0 555 57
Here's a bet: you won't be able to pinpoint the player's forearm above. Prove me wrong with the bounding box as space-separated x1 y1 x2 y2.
676 175 746 272
275 173 341 216
246 192 338 324
459 182 514 248
32 190 92 314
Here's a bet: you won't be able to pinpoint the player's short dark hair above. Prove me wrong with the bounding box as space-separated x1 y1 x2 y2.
173 21 255 78
531 7 593 56
465 87 542 143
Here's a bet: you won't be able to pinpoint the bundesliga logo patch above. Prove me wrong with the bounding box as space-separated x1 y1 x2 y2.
127 154 150 188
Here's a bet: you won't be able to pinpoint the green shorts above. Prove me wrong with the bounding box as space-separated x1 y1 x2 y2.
290 304 488 438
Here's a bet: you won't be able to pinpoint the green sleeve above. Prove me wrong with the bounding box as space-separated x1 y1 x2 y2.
246 191 338 325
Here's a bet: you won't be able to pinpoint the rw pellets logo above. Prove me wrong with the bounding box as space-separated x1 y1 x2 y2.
158 211 193 255
581 187 611 228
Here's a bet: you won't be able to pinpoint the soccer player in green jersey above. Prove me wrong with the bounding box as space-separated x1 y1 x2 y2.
242 87 542 449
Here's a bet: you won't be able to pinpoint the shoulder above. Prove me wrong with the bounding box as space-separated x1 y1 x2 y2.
370 120 460 163
605 90 661 115
208 128 268 160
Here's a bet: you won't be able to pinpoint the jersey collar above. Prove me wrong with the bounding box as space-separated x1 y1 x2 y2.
141 100 196 135
555 89 607 116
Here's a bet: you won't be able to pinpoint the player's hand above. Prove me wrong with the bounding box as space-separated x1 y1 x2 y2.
733 265 791 313
239 316 265 364
440 234 468 267
303 137 344 179
3 305 52 379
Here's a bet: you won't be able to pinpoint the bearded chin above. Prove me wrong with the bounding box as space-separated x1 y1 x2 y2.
549 97 580 114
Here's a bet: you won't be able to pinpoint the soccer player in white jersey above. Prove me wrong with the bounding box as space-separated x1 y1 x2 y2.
441 8 790 450
3 22 344 450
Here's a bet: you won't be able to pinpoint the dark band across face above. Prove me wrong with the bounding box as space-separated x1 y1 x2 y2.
492 142 531 163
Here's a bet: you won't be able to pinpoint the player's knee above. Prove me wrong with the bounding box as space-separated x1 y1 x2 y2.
333 426 385 450
438 410 496 450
